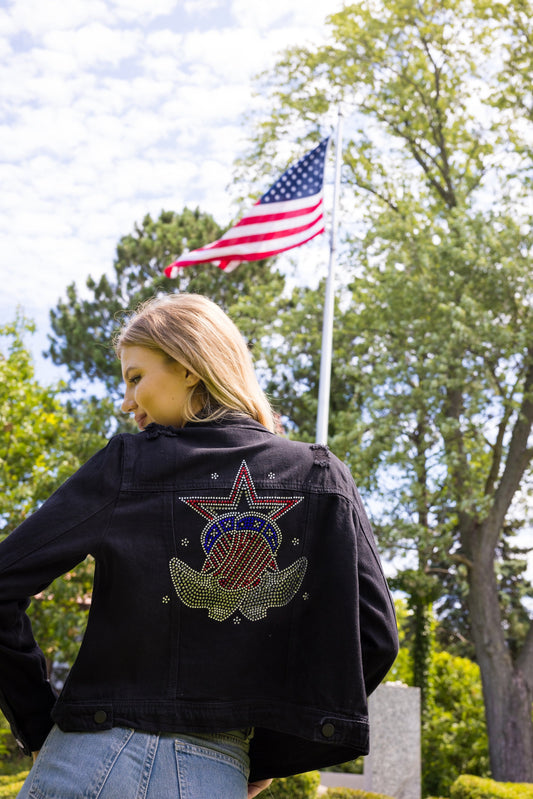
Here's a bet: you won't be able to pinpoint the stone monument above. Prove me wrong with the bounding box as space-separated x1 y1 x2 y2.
364 682 421 799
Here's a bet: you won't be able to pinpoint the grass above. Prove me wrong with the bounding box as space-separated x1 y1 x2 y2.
0 770 30 798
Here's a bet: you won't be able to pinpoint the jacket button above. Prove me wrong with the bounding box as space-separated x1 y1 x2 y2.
321 722 335 738
94 710 107 724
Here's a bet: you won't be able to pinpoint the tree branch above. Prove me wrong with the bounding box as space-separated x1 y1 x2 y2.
485 404 514 497
489 349 533 542
450 552 474 569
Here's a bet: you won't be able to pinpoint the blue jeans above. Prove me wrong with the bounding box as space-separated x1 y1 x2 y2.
18 726 251 799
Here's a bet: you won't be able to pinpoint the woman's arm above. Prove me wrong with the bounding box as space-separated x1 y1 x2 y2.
0 437 124 755
248 778 272 797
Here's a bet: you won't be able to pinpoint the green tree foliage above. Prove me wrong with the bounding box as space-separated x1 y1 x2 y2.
239 0 533 781
0 317 104 533
47 207 286 407
0 317 71 534
383 599 412 685
0 318 108 680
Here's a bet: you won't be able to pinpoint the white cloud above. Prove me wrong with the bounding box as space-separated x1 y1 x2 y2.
0 8 16 37
0 105 89 159
145 29 184 53
2 0 178 37
8 211 74 239
3 0 109 37
183 0 222 13
42 24 142 67
109 0 179 22
179 27 278 80
0 34 12 58
230 0 343 31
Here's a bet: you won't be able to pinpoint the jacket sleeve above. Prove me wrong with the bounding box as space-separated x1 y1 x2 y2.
352 488 399 696
0 435 124 754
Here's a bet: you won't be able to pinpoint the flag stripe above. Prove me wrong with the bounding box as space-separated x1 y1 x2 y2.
234 194 323 224
205 214 322 249
173 218 326 265
196 202 323 247
216 228 325 265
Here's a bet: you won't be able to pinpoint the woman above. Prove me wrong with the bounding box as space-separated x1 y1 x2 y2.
0 293 398 798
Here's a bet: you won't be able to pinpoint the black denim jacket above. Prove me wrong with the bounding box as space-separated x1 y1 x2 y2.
0 417 398 781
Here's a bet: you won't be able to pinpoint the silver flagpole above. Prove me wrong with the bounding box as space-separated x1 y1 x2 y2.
315 106 344 445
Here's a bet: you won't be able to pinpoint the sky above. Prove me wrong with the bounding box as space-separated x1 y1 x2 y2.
0 0 346 384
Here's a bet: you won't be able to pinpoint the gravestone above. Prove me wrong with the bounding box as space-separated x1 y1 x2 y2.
364 682 421 799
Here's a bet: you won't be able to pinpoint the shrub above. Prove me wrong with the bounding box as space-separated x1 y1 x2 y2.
323 789 396 799
266 771 321 799
450 774 533 798
423 652 490 797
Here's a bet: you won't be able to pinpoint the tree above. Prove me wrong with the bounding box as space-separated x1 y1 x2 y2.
335 209 533 782
239 0 533 781
47 207 286 406
0 317 109 679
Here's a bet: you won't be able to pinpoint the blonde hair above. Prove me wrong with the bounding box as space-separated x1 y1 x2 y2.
114 293 275 432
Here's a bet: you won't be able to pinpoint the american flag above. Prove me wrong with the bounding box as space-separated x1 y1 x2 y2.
164 138 330 276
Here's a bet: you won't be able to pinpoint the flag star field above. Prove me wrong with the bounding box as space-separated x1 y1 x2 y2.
261 138 329 203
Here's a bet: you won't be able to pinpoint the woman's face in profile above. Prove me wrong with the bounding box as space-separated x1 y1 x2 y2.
120 345 199 430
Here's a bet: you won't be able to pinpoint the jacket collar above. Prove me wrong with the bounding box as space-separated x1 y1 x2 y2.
143 415 272 439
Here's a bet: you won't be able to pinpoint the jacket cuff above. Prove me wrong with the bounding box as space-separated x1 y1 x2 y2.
0 684 56 756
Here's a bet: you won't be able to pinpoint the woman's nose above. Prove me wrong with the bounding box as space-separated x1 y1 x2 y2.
121 391 137 413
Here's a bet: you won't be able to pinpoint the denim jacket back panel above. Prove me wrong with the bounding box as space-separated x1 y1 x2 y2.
0 417 399 779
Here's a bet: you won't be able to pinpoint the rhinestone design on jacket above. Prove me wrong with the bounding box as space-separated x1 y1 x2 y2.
170 461 308 621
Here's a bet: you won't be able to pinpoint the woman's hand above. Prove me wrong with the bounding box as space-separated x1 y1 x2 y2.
248 778 272 797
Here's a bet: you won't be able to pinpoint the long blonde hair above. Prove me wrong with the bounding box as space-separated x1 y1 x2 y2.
114 293 275 432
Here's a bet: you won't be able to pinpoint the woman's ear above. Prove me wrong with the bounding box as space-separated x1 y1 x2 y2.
184 368 201 388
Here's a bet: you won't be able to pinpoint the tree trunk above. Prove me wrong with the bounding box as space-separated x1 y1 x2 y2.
467 527 533 782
